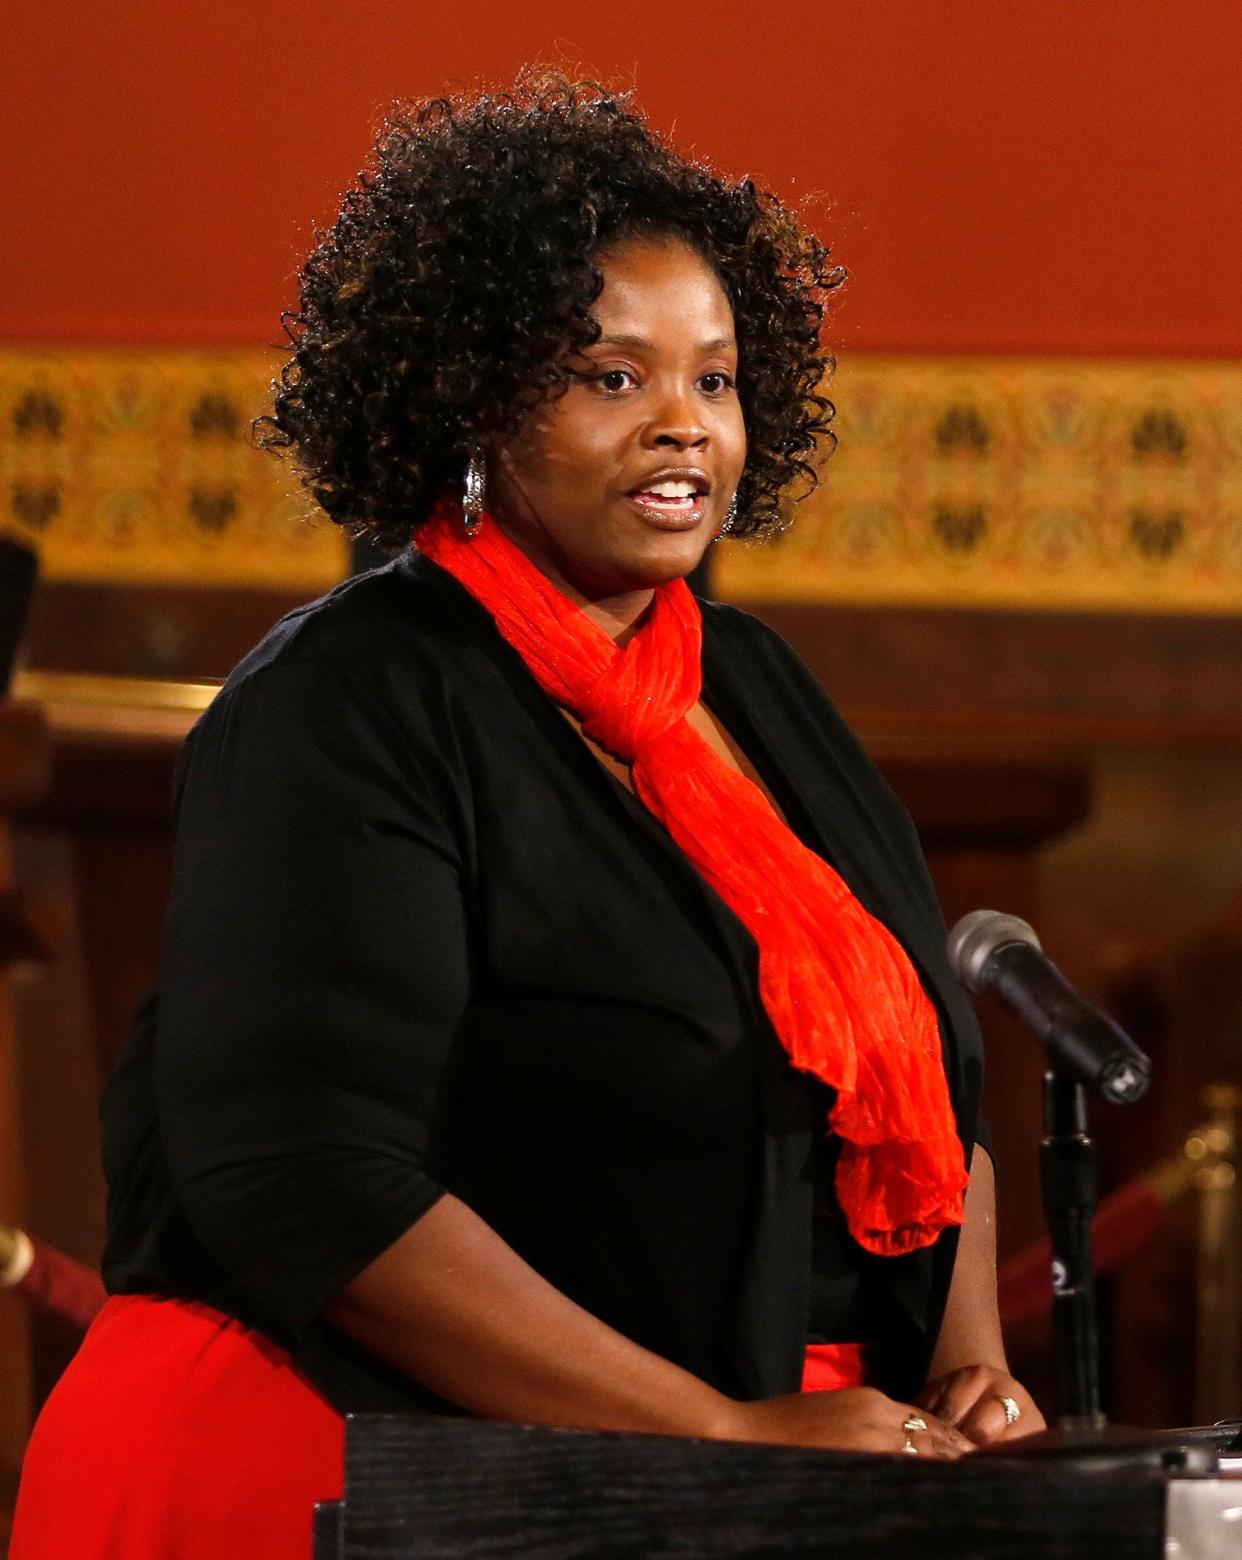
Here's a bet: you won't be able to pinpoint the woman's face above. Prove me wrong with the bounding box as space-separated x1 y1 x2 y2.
489 237 747 606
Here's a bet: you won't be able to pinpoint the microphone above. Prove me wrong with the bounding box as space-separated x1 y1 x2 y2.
947 910 1152 1105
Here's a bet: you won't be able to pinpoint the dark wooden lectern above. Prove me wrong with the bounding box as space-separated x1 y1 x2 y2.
312 1416 1240 1559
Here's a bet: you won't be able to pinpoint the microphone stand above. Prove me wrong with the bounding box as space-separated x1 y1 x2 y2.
991 1071 1238 1470
1041 1070 1106 1433
948 911 1242 1468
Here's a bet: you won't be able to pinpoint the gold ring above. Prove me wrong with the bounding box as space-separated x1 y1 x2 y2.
902 1414 928 1433
996 1394 1021 1426
901 1435 919 1455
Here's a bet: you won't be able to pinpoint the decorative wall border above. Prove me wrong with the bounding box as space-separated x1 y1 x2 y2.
3 347 1241 612
0 349 345 590
718 356 1242 614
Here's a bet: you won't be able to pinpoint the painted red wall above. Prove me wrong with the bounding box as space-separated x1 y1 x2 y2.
2 0 1239 353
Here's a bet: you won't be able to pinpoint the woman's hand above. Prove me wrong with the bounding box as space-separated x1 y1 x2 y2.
915 1365 1045 1446
714 1387 975 1458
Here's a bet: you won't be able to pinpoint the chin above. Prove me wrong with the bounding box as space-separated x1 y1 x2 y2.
616 533 713 589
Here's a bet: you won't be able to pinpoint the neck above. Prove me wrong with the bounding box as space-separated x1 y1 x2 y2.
491 515 656 644
579 588 656 644
510 548 655 643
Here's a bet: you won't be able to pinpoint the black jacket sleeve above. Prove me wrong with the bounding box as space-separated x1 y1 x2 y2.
153 658 469 1341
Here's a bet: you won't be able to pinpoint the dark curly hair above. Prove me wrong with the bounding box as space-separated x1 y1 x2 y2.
256 70 844 549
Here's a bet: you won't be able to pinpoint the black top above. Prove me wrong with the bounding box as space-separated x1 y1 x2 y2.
101 553 987 1414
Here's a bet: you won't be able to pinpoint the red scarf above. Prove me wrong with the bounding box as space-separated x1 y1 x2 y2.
417 510 967 1256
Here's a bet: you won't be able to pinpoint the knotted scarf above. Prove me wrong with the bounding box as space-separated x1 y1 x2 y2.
417 509 967 1256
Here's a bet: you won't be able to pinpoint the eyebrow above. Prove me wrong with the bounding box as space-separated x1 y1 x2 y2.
594 333 737 353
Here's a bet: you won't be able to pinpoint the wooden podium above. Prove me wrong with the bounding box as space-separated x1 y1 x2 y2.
311 1417 1242 1559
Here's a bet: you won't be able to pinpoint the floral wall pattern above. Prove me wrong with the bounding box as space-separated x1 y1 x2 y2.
721 357 1242 614
0 350 345 590
3 348 1241 612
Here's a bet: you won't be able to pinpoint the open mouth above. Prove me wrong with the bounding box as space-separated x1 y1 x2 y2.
626 478 709 516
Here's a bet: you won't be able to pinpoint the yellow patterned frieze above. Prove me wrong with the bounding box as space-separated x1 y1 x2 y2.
0 349 346 589
3 347 1241 611
719 356 1242 614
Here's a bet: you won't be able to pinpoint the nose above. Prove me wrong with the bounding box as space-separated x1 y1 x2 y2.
643 382 708 450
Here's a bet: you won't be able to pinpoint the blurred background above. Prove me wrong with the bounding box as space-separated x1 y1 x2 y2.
1 0 1241 1524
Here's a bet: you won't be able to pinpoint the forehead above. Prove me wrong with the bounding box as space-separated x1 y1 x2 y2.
592 238 735 341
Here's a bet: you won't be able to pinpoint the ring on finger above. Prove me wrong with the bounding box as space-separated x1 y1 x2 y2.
902 1414 928 1433
901 1435 919 1455
995 1395 1021 1427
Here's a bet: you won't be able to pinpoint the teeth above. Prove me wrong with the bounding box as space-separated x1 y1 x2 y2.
646 480 697 498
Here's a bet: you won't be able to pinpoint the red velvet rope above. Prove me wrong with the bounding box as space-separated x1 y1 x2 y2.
998 1177 1172 1329
14 1237 108 1330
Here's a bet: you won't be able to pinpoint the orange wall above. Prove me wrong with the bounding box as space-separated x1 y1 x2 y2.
2 0 1240 354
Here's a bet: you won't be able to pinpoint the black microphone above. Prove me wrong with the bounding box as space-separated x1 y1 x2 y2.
947 910 1152 1105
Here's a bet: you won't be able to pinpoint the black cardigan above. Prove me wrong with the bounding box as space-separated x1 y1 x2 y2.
101 552 986 1414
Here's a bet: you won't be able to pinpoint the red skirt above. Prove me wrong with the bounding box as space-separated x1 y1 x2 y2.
10 1294 344 1560
11 1293 864 1558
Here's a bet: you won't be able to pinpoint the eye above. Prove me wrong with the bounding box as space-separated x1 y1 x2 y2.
699 371 736 395
594 368 637 394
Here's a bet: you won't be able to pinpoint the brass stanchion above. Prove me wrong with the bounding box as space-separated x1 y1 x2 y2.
1189 1083 1241 1423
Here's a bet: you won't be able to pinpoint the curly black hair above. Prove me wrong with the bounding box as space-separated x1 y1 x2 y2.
256 69 844 549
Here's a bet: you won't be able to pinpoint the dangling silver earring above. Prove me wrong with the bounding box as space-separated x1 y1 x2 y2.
719 493 739 535
462 448 486 537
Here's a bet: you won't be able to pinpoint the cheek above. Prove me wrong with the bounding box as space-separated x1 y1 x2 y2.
542 422 627 492
724 408 748 470
517 406 619 490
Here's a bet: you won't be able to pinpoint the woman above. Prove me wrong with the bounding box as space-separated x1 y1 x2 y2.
12 72 1041 1559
